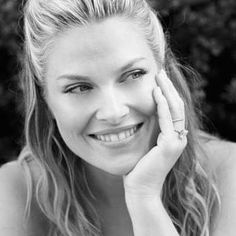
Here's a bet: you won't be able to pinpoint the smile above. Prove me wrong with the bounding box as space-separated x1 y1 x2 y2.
89 123 143 143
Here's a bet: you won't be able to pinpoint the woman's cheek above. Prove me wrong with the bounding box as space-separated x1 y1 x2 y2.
133 78 157 115
51 98 89 134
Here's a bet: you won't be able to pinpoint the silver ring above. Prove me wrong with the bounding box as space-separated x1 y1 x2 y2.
174 129 188 140
172 118 184 123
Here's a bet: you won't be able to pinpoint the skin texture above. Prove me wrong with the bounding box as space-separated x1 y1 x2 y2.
45 17 160 176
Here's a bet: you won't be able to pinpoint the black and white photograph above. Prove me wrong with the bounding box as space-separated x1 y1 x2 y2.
0 0 236 235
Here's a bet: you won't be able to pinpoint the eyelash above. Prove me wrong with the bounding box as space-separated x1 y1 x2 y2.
64 69 147 94
123 69 147 82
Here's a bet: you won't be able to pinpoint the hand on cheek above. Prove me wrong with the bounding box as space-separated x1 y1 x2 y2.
123 69 187 200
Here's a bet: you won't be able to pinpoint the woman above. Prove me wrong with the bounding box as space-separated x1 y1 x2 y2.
0 0 236 235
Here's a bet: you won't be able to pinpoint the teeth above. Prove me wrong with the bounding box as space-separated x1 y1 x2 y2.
125 130 130 137
130 129 134 135
118 132 126 140
94 125 139 142
105 135 110 142
110 134 119 142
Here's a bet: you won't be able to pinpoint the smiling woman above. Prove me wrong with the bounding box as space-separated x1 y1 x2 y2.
45 17 158 176
0 0 236 236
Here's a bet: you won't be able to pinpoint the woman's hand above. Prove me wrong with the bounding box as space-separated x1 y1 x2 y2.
123 69 187 200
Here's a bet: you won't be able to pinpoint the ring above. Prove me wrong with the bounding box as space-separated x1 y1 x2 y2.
172 118 184 123
174 129 188 140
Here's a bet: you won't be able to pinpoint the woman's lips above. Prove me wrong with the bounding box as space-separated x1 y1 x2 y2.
89 123 143 136
89 123 144 147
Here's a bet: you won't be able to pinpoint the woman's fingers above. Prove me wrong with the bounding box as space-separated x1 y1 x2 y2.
153 85 173 136
155 70 185 132
123 71 187 196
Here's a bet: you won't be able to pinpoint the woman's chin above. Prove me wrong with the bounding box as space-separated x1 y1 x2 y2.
104 159 139 176
104 146 154 176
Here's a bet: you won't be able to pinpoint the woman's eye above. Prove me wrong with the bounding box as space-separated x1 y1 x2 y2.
127 70 147 81
65 84 92 94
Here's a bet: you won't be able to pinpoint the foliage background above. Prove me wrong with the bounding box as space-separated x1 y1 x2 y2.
0 0 235 165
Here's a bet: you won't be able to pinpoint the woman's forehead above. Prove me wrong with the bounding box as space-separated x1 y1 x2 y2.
46 17 155 78
56 17 148 53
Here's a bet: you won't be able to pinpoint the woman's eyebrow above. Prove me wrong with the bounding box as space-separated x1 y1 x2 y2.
117 57 147 73
56 74 90 82
56 57 147 82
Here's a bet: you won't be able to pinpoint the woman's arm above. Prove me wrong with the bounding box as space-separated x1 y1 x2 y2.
125 195 179 236
123 70 184 235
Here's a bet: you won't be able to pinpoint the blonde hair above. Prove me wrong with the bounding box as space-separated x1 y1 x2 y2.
19 0 220 235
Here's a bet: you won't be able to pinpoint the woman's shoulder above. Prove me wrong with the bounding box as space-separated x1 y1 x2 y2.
197 131 236 172
0 159 27 207
0 160 29 235
0 154 49 235
198 132 236 235
199 133 236 196
0 147 42 199
203 135 236 189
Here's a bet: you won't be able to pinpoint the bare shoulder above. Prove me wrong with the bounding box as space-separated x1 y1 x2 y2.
199 133 236 235
0 160 29 235
0 160 27 210
197 131 236 172
199 133 236 186
0 160 49 236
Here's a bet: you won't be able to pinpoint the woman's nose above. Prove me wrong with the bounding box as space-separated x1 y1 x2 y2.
95 90 130 124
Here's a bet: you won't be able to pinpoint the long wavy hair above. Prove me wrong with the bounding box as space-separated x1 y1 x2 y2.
19 0 221 235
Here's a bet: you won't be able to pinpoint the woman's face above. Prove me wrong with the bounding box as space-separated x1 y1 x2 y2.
45 17 161 175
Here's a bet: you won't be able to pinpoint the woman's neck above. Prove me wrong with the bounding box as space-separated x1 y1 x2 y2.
83 162 127 208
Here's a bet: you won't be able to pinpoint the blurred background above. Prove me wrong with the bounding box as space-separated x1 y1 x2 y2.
0 0 235 165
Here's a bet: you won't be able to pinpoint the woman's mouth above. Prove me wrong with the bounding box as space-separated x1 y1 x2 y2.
89 123 143 143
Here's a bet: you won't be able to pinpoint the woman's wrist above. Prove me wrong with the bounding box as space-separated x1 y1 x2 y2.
124 192 162 216
123 184 162 212
124 193 179 236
